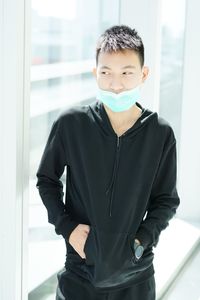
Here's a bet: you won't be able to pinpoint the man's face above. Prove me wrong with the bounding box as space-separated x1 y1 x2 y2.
93 49 149 93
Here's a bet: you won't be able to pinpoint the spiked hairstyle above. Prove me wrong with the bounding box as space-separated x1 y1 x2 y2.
95 25 144 67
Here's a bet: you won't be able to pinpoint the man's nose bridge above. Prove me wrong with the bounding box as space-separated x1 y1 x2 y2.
110 75 123 89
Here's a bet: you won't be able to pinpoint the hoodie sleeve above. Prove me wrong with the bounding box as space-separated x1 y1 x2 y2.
35 117 79 242
135 129 180 250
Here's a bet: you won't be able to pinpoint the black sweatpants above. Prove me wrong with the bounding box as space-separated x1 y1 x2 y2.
55 267 156 300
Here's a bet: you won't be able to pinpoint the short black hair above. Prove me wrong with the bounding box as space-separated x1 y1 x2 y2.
95 25 144 67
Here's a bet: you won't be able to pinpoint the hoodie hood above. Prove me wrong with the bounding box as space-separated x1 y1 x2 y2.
89 100 158 139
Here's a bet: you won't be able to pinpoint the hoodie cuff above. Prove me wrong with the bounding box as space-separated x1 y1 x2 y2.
55 215 79 242
135 227 152 250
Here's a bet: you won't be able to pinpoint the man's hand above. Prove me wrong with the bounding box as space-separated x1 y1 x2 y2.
134 238 141 245
68 224 90 259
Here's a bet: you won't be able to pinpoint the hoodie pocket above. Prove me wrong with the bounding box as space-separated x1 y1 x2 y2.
83 225 96 265
83 225 132 266
82 225 154 288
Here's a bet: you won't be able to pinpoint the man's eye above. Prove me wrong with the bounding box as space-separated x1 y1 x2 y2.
122 72 133 75
101 72 109 75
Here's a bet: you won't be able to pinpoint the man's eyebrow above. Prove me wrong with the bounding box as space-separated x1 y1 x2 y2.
122 65 136 69
100 65 136 70
99 66 112 70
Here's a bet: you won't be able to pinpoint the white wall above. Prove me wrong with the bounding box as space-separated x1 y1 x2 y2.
178 0 200 221
0 0 31 299
120 0 200 222
120 0 162 111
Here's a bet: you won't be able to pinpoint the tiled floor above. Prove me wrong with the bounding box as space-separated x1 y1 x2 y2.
28 274 57 300
161 244 200 300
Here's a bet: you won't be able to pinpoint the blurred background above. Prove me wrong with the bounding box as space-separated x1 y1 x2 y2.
0 0 200 299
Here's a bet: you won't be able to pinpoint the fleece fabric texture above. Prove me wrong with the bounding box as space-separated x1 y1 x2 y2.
36 100 180 292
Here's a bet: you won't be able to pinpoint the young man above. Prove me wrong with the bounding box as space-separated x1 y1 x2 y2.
36 25 180 300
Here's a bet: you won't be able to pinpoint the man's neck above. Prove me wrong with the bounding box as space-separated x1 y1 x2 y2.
103 103 142 129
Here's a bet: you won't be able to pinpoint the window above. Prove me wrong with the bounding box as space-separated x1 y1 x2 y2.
28 0 120 298
159 0 186 149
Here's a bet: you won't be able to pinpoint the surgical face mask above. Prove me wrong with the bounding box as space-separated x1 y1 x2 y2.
96 85 141 112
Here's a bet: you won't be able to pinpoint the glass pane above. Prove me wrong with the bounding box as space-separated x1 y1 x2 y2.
159 0 186 149
29 0 120 298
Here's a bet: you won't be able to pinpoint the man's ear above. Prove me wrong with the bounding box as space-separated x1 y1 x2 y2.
141 66 149 82
92 67 97 78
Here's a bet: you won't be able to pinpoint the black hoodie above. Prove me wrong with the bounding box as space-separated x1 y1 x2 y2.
36 100 180 292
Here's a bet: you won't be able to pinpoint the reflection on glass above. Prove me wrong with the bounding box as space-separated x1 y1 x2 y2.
159 0 186 149
29 0 120 298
